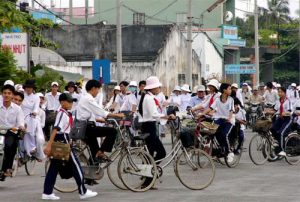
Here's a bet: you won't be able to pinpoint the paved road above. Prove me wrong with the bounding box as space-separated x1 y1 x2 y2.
0 130 300 202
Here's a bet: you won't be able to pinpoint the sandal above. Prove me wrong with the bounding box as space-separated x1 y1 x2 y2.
95 151 111 163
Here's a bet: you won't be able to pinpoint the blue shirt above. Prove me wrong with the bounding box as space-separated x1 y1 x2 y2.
189 96 206 107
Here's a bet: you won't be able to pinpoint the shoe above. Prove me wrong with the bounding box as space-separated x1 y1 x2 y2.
234 149 241 155
84 179 99 186
80 189 98 200
278 151 286 157
42 193 60 200
227 152 234 163
0 172 6 181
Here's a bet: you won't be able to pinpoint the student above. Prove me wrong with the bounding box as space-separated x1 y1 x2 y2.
43 93 97 200
234 98 246 154
0 85 25 181
269 87 292 157
200 83 235 163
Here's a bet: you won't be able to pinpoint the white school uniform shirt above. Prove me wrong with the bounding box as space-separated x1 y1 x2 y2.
235 107 246 131
274 98 292 115
76 93 109 123
200 92 221 110
54 109 72 134
95 91 104 108
69 92 81 112
138 92 165 123
0 102 24 129
22 92 40 116
179 93 191 112
115 93 127 111
293 99 300 125
210 96 235 120
45 92 61 111
263 90 279 105
120 93 138 112
236 89 244 106
287 89 299 105
38 108 46 128
167 93 181 107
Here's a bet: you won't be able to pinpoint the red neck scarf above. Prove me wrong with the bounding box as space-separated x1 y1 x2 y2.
60 108 73 128
154 97 162 113
280 97 286 116
209 93 216 107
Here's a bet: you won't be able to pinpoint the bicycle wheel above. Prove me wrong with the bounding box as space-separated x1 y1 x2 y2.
285 133 300 165
118 149 157 192
25 156 36 176
249 134 270 165
176 148 215 190
107 149 127 190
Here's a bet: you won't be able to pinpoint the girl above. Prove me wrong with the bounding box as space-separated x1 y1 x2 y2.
269 87 292 157
200 83 235 163
234 98 246 154
105 86 121 112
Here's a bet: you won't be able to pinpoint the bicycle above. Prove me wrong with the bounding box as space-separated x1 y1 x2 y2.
45 118 157 193
118 118 215 191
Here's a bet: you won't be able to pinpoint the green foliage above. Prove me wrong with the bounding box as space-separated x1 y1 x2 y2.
274 69 299 85
0 46 17 85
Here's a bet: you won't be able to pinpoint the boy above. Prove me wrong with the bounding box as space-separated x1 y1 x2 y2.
42 93 97 200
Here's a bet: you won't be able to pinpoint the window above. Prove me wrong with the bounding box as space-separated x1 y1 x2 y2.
133 13 145 25
178 74 186 86
192 74 199 87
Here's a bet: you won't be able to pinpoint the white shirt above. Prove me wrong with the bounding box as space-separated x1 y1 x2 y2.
0 102 24 129
293 100 300 125
115 93 127 110
139 92 165 122
287 89 299 105
179 93 191 111
236 89 244 106
76 93 109 122
54 109 72 134
120 93 138 112
199 92 221 110
22 92 40 116
263 90 279 105
167 94 181 107
274 98 292 115
95 91 104 108
69 92 81 112
38 108 46 128
235 107 246 131
45 92 61 111
210 96 234 120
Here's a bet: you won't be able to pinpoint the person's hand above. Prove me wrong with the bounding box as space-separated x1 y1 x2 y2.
96 118 106 123
31 112 37 117
116 113 125 119
18 126 26 132
11 127 18 132
169 114 176 120
44 143 52 156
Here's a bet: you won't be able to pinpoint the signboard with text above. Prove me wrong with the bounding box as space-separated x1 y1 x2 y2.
225 64 256 74
92 59 111 84
1 33 29 72
221 25 238 40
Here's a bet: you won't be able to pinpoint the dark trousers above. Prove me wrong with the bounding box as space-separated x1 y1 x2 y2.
141 121 166 162
238 130 245 149
85 124 117 160
214 119 234 154
43 122 52 141
43 133 87 195
1 131 18 172
271 116 292 151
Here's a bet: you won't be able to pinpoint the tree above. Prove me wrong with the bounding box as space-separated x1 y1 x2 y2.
0 46 17 85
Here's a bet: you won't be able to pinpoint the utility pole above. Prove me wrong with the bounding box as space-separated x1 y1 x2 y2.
116 0 123 82
298 0 300 84
69 0 73 19
254 0 260 86
85 0 88 25
187 0 193 87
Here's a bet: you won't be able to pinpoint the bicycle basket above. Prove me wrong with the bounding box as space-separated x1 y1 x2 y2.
180 127 195 148
253 119 272 132
82 166 104 180
200 121 219 135
181 119 197 128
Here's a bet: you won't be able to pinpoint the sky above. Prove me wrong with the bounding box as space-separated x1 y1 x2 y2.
27 0 300 18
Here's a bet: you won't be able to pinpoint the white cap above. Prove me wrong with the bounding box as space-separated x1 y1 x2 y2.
231 83 239 89
51 81 59 87
242 83 248 86
114 86 121 91
291 83 297 87
253 86 258 91
197 85 206 92
272 82 277 87
173 85 181 92
276 83 281 88
4 80 14 86
207 79 219 90
181 84 191 92
129 81 138 87
36 92 44 97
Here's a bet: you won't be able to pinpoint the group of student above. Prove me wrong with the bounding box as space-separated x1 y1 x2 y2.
1 76 300 200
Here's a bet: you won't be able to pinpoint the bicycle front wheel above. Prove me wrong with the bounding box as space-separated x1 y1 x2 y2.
118 149 157 192
25 156 36 176
176 148 215 190
285 133 300 165
249 134 270 165
107 149 127 190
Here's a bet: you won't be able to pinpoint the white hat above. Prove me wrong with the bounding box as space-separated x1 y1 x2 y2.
144 76 162 90
114 86 121 91
173 85 181 92
192 85 199 93
129 81 138 87
4 80 14 86
242 83 248 86
181 84 191 92
291 83 297 87
276 83 281 88
253 86 258 91
36 92 44 97
272 82 277 87
231 83 239 89
51 81 59 87
197 85 206 92
207 79 219 90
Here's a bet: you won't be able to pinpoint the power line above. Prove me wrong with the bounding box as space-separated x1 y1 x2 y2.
150 0 178 18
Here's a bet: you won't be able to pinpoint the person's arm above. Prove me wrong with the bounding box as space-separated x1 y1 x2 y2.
31 95 40 116
16 107 25 131
40 110 46 128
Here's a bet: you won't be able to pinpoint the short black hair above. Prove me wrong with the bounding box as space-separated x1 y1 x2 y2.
219 83 231 94
278 87 287 94
119 81 129 86
266 82 273 89
2 84 15 93
14 91 24 100
85 80 102 91
234 98 241 106
139 80 146 87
